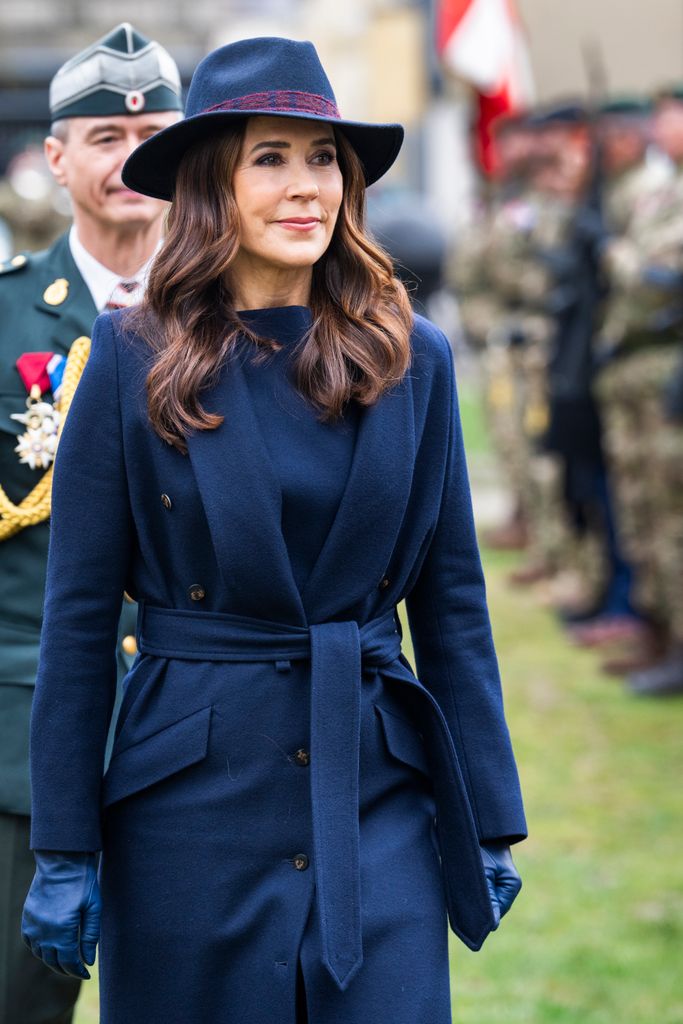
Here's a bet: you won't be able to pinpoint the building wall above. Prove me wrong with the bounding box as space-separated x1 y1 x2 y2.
518 0 683 100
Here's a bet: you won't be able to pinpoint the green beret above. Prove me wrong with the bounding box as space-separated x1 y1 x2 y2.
50 22 182 121
528 101 588 129
599 96 653 118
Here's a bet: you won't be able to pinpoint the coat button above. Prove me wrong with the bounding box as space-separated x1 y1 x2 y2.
379 577 390 590
161 493 172 510
189 584 206 601
293 749 310 767
292 853 309 871
121 635 138 656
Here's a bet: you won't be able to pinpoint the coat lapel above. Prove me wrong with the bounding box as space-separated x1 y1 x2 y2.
302 377 415 621
187 344 307 625
188 336 416 626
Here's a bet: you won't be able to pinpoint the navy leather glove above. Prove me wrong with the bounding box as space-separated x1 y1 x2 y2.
22 851 101 979
480 842 522 928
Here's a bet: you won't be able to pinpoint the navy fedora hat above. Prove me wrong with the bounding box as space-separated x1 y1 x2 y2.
122 36 404 200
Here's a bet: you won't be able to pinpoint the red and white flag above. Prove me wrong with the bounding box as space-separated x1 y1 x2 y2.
436 0 535 174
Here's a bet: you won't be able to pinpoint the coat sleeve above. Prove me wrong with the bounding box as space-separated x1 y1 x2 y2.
30 312 132 851
405 330 527 845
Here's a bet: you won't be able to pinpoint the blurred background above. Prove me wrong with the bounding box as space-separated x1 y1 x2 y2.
2 2 682 1022
4 0 683 251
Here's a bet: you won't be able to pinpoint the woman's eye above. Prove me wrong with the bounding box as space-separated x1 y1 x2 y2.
313 151 336 165
255 153 283 166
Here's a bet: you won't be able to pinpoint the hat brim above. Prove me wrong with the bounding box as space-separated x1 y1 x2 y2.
122 109 404 201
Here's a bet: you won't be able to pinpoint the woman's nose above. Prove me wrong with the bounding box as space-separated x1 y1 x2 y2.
286 165 320 200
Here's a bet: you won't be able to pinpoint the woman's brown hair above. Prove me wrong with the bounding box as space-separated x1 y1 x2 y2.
132 121 414 453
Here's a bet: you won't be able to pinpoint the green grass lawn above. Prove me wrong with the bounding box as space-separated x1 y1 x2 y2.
444 547 683 1023
74 385 683 1022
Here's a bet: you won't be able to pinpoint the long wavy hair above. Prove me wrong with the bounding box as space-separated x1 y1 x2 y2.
131 121 413 453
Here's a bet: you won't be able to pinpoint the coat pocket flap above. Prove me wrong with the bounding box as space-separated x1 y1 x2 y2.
102 705 212 807
375 703 430 776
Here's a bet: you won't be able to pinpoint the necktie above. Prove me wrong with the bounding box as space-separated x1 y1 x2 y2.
106 279 142 310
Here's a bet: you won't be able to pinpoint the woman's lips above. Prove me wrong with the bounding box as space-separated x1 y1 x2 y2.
276 218 321 232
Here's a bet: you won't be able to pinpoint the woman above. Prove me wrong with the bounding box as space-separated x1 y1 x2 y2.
22 37 527 1024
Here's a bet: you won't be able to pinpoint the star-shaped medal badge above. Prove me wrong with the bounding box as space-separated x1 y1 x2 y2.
11 399 61 470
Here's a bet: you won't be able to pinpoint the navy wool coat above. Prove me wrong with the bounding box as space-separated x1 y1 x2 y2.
30 308 527 1024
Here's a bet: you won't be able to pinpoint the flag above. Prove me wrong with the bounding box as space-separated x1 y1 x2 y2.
436 0 535 174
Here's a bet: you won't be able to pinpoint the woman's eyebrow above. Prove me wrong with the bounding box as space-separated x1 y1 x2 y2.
249 136 336 155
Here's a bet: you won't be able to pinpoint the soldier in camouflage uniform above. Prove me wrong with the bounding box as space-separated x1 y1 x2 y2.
496 104 609 600
451 104 602 594
595 88 683 694
448 112 537 550
588 98 672 668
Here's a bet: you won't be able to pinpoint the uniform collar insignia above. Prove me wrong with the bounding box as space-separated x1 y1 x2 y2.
43 278 69 306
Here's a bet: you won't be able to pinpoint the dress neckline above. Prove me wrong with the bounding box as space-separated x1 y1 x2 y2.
237 305 313 346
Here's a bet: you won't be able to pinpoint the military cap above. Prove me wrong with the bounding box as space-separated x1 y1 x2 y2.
49 22 182 121
528 100 589 129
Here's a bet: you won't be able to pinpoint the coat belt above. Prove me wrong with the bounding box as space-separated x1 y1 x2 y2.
137 603 403 991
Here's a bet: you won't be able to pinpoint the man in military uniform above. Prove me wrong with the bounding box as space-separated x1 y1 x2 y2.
489 103 603 601
595 87 683 694
586 97 671 671
447 111 537 552
0 24 182 1023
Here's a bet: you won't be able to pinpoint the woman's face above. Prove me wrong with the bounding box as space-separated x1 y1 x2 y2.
232 115 344 274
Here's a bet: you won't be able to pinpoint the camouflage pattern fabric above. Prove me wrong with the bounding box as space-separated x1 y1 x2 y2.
595 336 682 631
596 161 683 636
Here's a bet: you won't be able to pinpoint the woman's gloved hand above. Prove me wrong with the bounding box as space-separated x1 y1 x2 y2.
22 850 101 979
480 842 522 928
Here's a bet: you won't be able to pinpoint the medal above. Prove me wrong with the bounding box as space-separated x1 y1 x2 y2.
11 352 66 470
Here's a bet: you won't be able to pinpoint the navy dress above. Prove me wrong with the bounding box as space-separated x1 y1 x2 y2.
240 307 361 595
98 308 451 1023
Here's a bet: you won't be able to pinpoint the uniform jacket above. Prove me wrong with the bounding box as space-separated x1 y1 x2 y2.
0 233 136 815
30 307 527 975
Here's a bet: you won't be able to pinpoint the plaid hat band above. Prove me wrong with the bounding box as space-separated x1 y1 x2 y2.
204 91 341 120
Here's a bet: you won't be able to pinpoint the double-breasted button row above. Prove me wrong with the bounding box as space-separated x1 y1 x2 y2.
160 495 205 602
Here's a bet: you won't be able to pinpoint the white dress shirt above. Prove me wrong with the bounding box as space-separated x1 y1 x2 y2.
68 226 160 313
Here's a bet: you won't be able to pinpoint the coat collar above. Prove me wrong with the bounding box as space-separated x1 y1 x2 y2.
187 334 415 625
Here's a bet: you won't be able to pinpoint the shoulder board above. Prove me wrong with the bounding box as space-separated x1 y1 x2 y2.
0 253 31 277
